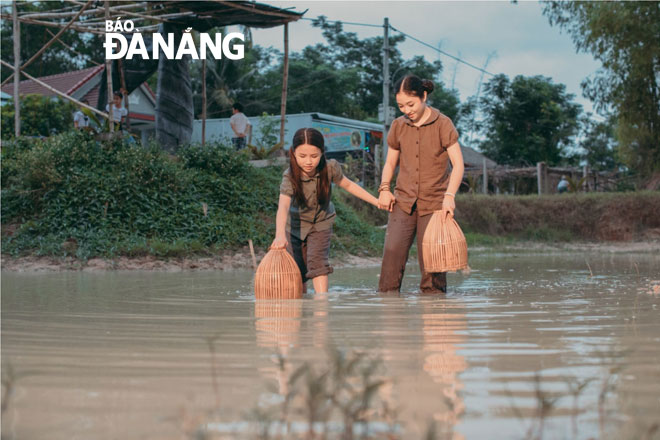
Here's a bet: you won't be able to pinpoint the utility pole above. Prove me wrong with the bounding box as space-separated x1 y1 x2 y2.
13 0 20 136
379 17 390 185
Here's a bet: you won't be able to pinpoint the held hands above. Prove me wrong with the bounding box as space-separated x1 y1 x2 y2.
270 236 288 250
442 192 456 217
378 191 396 212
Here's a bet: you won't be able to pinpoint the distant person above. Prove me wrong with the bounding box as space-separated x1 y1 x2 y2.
105 89 128 129
73 99 90 129
557 175 569 194
270 128 381 294
377 74 465 294
230 102 251 150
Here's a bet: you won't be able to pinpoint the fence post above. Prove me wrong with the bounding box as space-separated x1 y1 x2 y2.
482 157 488 194
536 162 544 195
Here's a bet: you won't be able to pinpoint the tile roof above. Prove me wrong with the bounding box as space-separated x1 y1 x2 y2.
1 65 104 97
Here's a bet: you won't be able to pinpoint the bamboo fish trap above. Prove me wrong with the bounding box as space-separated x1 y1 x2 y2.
421 211 468 273
254 248 303 299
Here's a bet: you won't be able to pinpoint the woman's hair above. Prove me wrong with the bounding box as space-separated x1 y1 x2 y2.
394 74 434 98
288 128 330 209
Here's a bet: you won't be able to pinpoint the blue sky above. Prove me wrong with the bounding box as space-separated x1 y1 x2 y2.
250 1 603 118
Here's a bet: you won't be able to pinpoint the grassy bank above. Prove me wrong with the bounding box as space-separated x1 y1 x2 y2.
1 132 381 259
337 186 660 246
2 132 658 261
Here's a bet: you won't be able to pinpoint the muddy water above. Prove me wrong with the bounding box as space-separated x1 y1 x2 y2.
2 252 660 440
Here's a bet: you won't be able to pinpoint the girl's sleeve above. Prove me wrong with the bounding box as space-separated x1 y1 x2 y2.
279 172 294 196
328 159 344 185
440 117 459 149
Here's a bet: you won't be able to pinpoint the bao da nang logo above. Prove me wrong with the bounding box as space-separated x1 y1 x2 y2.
103 18 245 60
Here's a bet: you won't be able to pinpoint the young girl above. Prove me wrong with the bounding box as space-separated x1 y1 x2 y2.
377 74 465 293
271 128 380 294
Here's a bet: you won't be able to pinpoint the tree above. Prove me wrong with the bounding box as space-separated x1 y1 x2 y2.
543 2 660 178
578 115 621 172
1 95 75 139
478 74 581 166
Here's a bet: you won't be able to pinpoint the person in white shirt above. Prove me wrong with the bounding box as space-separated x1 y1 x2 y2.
105 90 128 129
229 102 251 150
557 175 569 194
73 99 90 129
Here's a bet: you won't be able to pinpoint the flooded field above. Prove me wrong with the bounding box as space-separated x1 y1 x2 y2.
2 252 660 440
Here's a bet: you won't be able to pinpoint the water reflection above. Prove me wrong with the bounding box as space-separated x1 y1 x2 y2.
422 299 467 438
1 253 659 440
254 299 303 396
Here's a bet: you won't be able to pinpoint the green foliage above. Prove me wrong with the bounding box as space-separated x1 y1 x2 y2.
543 2 660 177
566 176 587 193
0 132 284 258
1 95 76 139
1 133 386 259
247 113 284 159
478 74 582 166
578 115 622 171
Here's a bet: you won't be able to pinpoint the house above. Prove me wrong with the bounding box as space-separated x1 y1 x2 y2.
1 66 156 144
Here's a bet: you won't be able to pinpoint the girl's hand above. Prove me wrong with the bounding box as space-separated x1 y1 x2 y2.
270 236 288 250
442 193 455 217
378 191 396 212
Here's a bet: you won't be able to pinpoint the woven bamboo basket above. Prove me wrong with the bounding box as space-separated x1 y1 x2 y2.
254 248 303 299
421 211 468 273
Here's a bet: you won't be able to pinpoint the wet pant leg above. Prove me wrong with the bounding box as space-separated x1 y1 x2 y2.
417 212 447 293
378 204 418 292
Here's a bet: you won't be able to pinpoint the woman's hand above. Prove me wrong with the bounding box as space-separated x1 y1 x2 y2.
378 191 396 212
270 236 288 250
442 193 456 217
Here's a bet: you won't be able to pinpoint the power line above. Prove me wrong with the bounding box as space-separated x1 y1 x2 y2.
388 24 496 77
298 16 496 77
300 16 382 29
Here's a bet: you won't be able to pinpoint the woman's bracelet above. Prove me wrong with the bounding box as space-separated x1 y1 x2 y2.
378 182 391 193
445 192 455 197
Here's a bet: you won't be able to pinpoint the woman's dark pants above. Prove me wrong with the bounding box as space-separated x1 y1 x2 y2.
378 204 447 293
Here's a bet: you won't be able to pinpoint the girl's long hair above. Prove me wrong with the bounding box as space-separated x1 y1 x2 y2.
288 128 330 209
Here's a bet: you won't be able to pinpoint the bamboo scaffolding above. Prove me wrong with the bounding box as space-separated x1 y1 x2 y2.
0 59 109 120
2 0 93 87
45 28 102 66
20 1 147 19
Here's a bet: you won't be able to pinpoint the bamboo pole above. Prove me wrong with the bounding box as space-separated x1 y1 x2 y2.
118 58 130 130
20 1 147 19
0 59 109 119
2 0 93 88
104 1 114 132
13 0 20 137
5 16 105 34
202 58 207 146
45 28 102 66
213 0 300 19
279 23 289 145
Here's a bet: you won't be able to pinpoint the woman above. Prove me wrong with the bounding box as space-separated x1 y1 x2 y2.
377 74 465 293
